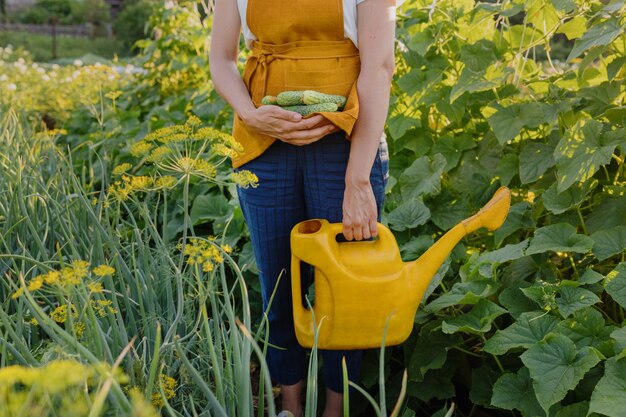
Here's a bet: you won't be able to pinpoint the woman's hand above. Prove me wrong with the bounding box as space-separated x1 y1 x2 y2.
243 105 340 146
342 178 378 241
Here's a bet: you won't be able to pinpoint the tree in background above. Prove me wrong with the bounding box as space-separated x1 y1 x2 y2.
73 0 111 38
113 0 156 54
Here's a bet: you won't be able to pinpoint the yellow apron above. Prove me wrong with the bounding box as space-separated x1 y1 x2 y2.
231 0 361 169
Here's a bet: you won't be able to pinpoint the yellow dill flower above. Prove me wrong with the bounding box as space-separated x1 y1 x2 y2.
91 197 98 206
144 125 185 143
74 321 85 337
27 274 45 291
185 114 202 127
231 170 259 189
51 305 68 323
147 145 171 163
176 157 195 173
29 317 39 326
220 244 232 254
151 373 177 407
130 141 154 157
93 264 115 277
130 175 154 191
88 282 104 293
193 159 217 178
112 163 132 176
44 271 60 284
105 90 122 100
211 143 239 158
155 175 177 189
11 287 24 299
202 261 214 272
71 260 90 279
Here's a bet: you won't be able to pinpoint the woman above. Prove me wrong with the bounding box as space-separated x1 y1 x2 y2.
209 0 402 415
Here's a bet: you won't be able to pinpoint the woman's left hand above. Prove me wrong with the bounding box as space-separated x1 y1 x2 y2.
342 179 378 241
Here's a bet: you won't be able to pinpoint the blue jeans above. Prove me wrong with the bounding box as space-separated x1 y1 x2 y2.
234 131 389 393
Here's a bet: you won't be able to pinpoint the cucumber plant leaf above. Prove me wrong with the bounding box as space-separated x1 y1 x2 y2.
525 223 594 255
520 333 602 413
588 357 626 417
484 311 559 355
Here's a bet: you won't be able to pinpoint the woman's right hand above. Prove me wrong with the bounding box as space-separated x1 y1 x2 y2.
242 105 340 146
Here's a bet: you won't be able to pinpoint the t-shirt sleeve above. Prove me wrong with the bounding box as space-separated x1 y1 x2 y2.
356 0 406 7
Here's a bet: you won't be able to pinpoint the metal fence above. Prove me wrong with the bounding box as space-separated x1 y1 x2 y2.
0 22 92 37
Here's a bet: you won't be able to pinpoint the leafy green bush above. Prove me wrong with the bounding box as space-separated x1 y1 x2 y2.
113 0 157 53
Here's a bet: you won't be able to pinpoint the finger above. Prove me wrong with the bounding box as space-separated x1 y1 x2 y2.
362 224 371 240
282 124 335 142
343 223 354 241
295 114 327 129
352 224 363 241
270 106 303 122
370 218 378 238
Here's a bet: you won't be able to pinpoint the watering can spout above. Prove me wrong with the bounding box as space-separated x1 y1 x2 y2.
407 186 511 300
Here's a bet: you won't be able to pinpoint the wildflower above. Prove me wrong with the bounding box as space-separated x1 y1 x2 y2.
90 299 117 317
129 175 154 191
182 237 226 272
212 143 239 158
130 141 154 157
193 159 217 178
50 304 78 323
71 260 90 279
155 175 177 189
105 90 122 100
231 170 259 188
185 114 202 127
44 270 60 285
147 146 171 163
88 282 104 293
74 322 85 337
29 317 39 326
112 163 132 176
220 244 232 254
27 274 45 291
93 264 115 277
11 287 24 299
151 373 177 407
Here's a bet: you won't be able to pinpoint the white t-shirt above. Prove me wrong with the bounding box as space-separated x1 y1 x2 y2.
236 0 405 50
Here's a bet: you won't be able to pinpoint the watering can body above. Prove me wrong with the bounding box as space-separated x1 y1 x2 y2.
290 186 512 350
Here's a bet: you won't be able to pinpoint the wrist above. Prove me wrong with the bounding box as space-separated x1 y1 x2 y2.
239 105 257 125
345 169 370 187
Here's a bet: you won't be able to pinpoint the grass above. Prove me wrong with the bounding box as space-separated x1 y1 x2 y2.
0 30 130 62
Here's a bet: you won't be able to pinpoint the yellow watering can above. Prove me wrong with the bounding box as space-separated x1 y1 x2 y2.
290 186 511 349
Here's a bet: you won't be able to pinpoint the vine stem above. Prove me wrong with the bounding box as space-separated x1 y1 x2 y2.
481 335 505 373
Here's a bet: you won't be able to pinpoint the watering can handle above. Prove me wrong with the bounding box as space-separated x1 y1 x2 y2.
326 221 394 244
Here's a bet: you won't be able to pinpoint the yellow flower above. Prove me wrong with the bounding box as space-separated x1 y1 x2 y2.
130 141 154 157
88 282 104 293
29 317 39 326
147 146 171 163
44 271 60 284
74 322 85 338
27 274 45 291
11 287 24 299
105 90 122 100
71 260 90 279
193 159 217 178
50 305 68 323
93 264 115 277
231 170 259 189
155 175 177 189
112 163 132 176
220 244 232 253
151 374 177 408
185 114 202 127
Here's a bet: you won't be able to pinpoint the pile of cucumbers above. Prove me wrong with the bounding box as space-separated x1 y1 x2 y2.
261 90 347 116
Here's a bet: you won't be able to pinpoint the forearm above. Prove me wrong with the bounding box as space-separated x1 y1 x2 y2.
209 57 257 123
345 67 393 185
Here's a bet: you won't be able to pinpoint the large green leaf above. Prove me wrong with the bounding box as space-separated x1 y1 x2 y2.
520 333 602 412
591 226 626 261
487 102 546 144
494 202 535 245
589 358 626 417
556 16 586 39
450 67 500 103
430 135 476 171
526 0 562 35
542 180 595 215
568 18 624 61
479 240 530 265
610 327 626 359
557 308 614 355
586 196 626 234
424 280 497 313
491 367 546 417
387 198 431 231
554 120 617 192
554 402 589 417
518 141 556 184
555 286 600 318
408 322 461 382
388 114 420 140
441 298 507 335
525 223 594 255
399 154 446 199
605 263 626 309
484 311 559 355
